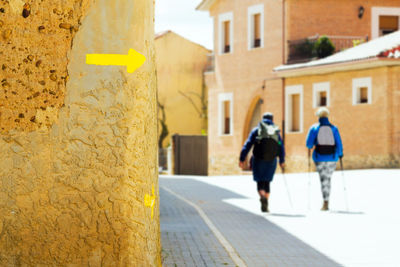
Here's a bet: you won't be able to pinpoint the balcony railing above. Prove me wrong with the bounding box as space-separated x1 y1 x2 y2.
287 34 369 64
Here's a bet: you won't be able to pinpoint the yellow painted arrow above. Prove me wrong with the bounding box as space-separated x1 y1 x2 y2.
86 49 146 73
144 185 156 220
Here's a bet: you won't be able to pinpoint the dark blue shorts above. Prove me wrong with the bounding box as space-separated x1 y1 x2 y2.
252 157 277 182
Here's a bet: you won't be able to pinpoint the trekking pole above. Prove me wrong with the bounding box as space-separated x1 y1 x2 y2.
340 158 349 211
282 166 294 210
307 149 312 211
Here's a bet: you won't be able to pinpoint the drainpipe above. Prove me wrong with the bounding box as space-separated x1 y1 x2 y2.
282 0 286 144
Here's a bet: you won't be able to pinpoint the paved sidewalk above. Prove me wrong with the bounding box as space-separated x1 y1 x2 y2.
161 169 400 267
160 178 340 267
160 186 236 267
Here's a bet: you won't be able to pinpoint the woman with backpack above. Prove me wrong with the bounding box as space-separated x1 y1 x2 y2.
239 112 285 213
306 107 343 211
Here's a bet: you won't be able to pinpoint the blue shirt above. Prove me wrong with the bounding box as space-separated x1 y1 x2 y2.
306 117 343 162
240 119 285 164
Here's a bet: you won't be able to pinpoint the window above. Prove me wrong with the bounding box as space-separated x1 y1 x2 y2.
290 94 300 132
359 87 368 103
372 7 400 39
319 92 327 106
248 4 264 50
223 100 231 134
254 14 261 48
379 15 399 36
223 21 231 53
353 77 372 105
285 85 303 133
313 82 330 108
218 93 233 135
219 12 233 54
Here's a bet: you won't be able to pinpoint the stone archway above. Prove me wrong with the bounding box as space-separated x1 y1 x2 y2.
242 95 263 145
241 96 263 169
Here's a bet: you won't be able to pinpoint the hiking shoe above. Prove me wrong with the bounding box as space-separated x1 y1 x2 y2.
260 197 269 213
321 201 329 211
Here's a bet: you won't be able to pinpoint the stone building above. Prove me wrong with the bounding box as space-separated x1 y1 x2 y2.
0 0 160 265
156 31 210 148
197 0 400 174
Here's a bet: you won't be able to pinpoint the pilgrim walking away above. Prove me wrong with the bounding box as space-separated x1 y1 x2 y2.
306 107 343 211
239 112 285 212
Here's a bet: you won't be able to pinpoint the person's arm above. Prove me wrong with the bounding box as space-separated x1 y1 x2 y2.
278 133 285 164
239 128 257 163
306 125 317 150
334 127 343 158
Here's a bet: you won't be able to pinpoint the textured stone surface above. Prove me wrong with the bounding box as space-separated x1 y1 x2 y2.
0 0 92 132
0 0 160 266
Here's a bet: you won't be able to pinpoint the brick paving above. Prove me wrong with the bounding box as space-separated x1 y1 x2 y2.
160 177 341 267
160 186 236 267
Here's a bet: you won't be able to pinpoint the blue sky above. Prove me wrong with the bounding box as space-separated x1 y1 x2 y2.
155 0 214 49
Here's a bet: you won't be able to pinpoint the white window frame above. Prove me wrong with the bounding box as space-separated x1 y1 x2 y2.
285 85 304 134
352 77 372 105
248 4 264 50
218 92 234 136
371 7 400 39
313 82 330 108
218 12 234 55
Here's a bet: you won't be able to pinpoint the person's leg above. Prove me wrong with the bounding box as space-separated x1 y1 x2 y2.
264 182 270 199
323 161 337 206
257 182 265 197
264 182 270 212
316 162 330 210
257 182 269 212
258 189 267 199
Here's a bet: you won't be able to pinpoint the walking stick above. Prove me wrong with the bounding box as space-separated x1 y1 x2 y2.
340 158 349 211
307 149 312 211
282 166 294 210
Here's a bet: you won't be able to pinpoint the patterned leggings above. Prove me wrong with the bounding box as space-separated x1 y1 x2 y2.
315 162 337 201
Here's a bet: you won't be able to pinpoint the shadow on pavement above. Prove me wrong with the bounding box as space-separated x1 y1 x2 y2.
160 178 341 267
329 210 365 215
267 213 306 218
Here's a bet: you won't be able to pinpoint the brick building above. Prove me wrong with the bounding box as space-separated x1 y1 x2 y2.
275 31 400 171
197 0 400 174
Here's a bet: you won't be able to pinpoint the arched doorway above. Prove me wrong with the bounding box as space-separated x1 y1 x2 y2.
241 96 263 169
242 96 263 144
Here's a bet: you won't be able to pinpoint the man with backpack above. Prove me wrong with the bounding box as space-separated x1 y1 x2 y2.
306 107 343 211
239 112 285 213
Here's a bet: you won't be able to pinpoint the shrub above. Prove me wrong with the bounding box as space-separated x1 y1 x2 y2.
296 39 316 58
314 36 335 58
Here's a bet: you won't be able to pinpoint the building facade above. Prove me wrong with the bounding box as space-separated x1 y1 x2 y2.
197 0 400 174
156 31 210 148
275 32 400 171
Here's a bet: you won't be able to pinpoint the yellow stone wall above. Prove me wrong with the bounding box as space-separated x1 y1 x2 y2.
155 31 210 148
0 0 160 266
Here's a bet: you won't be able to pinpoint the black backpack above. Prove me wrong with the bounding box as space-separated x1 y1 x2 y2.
315 124 336 155
253 122 281 161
